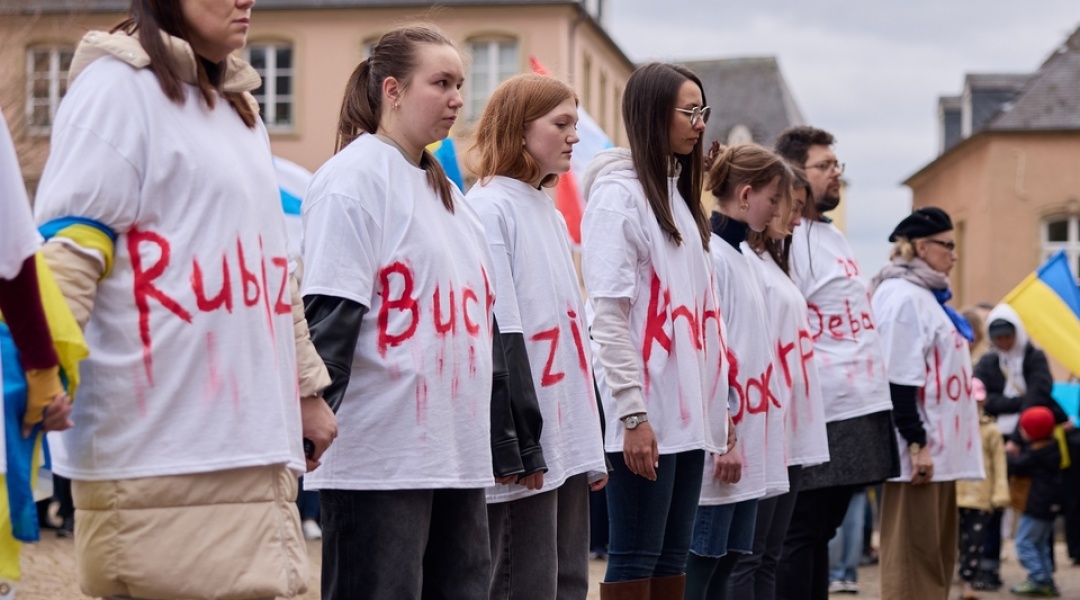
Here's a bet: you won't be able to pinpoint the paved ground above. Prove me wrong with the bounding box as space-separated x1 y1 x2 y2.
14 535 1080 599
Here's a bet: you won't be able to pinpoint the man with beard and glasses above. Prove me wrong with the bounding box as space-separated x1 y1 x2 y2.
773 127 900 600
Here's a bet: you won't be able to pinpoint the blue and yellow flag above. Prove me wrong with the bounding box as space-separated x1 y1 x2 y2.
1004 251 1080 377
427 137 464 192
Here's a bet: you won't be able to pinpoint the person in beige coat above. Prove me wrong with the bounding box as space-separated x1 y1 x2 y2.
32 0 336 597
956 377 1009 600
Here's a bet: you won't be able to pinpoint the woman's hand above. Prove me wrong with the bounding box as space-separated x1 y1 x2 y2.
623 422 659 481
519 472 545 490
590 475 609 492
38 392 73 435
712 442 742 484
910 446 934 486
300 395 338 472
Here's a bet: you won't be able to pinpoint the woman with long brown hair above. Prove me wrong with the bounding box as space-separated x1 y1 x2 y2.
32 0 335 597
580 62 733 599
300 24 514 599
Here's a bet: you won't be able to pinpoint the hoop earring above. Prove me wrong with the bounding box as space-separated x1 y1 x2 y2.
740 203 749 212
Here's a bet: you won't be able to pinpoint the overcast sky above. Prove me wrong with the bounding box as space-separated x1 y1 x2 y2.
603 0 1080 273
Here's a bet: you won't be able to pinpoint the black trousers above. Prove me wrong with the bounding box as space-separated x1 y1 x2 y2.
319 488 490 600
775 483 859 600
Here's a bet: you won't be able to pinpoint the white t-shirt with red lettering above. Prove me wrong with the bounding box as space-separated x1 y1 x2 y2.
34 56 304 480
699 238 785 505
582 166 729 456
467 176 607 503
790 219 892 422
742 246 830 468
302 133 496 491
872 278 984 482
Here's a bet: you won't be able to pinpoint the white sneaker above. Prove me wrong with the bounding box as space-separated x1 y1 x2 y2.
828 581 846 594
843 581 859 594
301 519 322 541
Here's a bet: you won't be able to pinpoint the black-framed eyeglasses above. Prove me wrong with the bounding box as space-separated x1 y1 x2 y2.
925 239 957 252
674 106 711 127
805 160 845 175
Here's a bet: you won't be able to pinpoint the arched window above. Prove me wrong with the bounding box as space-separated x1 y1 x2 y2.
1043 215 1080 283
245 42 294 130
467 37 519 119
25 45 74 133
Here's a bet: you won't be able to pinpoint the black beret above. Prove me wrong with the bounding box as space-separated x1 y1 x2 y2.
888 207 953 242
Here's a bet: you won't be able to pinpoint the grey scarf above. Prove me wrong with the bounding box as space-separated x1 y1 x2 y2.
869 257 949 295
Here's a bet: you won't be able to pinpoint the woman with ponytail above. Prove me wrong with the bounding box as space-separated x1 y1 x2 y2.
581 62 733 599
301 25 509 599
730 168 831 599
32 0 335 598
685 143 788 600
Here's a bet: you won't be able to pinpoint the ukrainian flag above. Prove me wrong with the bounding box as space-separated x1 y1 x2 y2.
427 137 464 192
1004 250 1080 377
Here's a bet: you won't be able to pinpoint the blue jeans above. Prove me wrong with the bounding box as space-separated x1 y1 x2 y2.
605 450 705 582
828 490 866 583
1015 514 1055 584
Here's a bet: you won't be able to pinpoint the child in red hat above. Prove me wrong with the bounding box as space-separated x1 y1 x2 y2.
1008 406 1064 597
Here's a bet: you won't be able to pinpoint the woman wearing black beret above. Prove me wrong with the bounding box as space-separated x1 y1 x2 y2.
869 207 986 599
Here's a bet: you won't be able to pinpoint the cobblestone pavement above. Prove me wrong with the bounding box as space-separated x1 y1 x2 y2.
14 536 1080 599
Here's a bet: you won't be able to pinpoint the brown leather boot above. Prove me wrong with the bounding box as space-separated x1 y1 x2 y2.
649 574 686 599
599 577 651 599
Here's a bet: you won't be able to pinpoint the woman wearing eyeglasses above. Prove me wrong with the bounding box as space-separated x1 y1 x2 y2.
580 62 732 599
869 207 984 600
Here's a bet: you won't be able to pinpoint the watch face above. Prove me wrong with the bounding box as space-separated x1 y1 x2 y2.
625 416 638 429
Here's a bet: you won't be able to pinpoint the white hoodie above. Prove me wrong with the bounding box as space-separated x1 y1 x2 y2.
581 149 731 455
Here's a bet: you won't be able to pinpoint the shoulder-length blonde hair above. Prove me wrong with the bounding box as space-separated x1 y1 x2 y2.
889 236 917 261
470 73 577 188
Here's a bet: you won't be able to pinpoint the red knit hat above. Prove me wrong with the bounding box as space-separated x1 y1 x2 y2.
1019 406 1056 441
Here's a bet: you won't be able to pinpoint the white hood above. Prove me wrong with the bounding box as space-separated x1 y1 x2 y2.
986 303 1029 352
580 147 634 204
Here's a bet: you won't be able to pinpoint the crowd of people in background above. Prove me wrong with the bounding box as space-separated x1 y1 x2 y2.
2 2 1080 600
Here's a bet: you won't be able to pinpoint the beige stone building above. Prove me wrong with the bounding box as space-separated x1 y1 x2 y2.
1 0 632 189
905 27 1080 311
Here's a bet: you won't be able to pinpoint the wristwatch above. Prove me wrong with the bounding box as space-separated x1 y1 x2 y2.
622 413 648 430
908 442 923 456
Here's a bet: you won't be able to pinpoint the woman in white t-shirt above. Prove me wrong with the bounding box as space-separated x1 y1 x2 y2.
685 143 787 600
466 73 609 600
582 62 733 598
870 207 984 600
732 167 831 599
32 1 334 597
301 26 510 600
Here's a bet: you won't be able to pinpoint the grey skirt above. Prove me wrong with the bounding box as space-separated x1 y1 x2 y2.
801 409 900 491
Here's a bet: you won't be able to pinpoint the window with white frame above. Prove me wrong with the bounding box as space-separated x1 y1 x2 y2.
26 46 74 133
467 38 519 119
1043 216 1080 283
246 43 294 130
